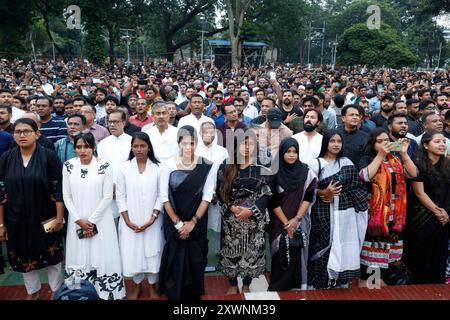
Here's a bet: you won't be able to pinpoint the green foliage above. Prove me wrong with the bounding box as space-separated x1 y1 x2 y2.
338 22 417 67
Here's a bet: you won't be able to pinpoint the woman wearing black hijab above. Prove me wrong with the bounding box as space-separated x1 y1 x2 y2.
268 137 317 291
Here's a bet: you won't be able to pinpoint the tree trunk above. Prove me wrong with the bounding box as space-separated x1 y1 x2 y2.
108 30 115 63
231 37 240 68
165 35 175 62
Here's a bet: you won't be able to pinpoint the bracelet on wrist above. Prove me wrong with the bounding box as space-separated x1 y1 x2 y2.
174 221 184 230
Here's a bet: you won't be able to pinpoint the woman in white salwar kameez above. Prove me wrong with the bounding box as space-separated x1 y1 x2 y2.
116 132 164 299
63 132 125 300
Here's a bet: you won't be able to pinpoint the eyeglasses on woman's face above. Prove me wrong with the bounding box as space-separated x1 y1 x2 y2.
13 129 34 137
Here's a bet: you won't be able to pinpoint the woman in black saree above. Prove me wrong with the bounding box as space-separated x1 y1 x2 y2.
158 125 215 300
404 131 450 284
0 118 64 300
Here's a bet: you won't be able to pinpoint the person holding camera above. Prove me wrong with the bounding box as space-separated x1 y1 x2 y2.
307 130 368 289
63 132 125 300
358 128 417 286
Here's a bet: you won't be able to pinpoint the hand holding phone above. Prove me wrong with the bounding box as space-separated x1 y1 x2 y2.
388 141 403 152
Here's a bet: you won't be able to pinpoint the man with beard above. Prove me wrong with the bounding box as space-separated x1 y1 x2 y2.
94 88 107 121
436 92 448 111
52 96 66 120
292 108 323 164
337 104 369 169
371 94 394 127
415 112 450 157
0 104 13 133
280 90 303 125
251 88 265 112
223 82 236 104
387 113 419 159
391 100 420 137
54 113 86 163
359 99 376 133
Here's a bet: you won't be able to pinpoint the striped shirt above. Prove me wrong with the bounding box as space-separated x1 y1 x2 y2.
40 117 67 143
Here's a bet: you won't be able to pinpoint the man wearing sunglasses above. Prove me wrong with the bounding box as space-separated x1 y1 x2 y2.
206 90 226 127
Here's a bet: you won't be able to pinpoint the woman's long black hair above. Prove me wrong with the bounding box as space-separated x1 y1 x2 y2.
318 129 344 159
128 132 160 165
416 131 450 181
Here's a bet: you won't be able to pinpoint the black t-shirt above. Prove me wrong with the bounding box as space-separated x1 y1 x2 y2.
371 113 389 128
279 106 303 121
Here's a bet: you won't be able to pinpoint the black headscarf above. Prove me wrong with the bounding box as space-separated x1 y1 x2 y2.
275 138 309 193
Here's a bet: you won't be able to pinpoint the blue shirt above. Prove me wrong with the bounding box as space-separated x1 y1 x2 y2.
0 131 13 156
206 103 225 127
40 117 67 143
54 137 77 163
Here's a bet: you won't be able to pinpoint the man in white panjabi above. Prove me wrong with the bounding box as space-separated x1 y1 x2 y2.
97 110 132 222
196 122 229 256
143 103 178 162
177 94 214 136
116 132 164 299
292 109 323 165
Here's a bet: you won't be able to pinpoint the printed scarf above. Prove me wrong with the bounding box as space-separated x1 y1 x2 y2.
368 154 407 237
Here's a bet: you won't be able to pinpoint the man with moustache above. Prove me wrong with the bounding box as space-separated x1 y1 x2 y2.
280 90 303 125
259 107 293 157
143 102 178 162
129 98 153 128
387 113 419 160
415 112 450 157
94 88 108 121
371 94 395 128
217 102 247 149
391 100 420 137
177 94 214 135
337 104 369 169
292 108 323 164
54 113 86 163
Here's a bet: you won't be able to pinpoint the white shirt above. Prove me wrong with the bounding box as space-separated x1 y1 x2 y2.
243 104 259 120
177 114 214 136
196 141 229 232
11 106 25 124
292 131 323 164
97 132 132 184
144 124 179 162
175 94 187 105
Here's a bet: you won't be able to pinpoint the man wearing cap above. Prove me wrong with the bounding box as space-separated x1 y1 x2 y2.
371 94 394 127
259 107 293 156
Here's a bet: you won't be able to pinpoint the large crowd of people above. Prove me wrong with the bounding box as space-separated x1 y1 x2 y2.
0 58 449 300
